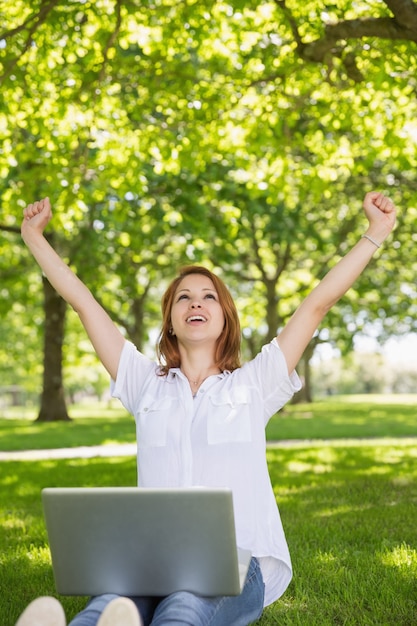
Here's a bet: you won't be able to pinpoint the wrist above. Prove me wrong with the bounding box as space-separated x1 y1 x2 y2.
363 225 392 246
361 234 381 249
21 227 47 248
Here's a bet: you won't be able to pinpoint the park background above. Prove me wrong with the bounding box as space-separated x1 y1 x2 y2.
0 0 416 624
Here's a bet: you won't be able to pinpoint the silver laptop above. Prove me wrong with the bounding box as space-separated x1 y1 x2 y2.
42 487 252 597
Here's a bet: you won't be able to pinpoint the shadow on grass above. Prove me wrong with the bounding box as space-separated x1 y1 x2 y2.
1 444 416 625
0 457 137 625
258 443 417 625
2 397 416 454
267 398 417 440
0 416 136 451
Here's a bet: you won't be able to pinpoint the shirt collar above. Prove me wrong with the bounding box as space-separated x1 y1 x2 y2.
166 368 230 384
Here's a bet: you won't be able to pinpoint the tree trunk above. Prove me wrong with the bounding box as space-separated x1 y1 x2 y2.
36 276 71 421
292 342 315 403
300 348 314 403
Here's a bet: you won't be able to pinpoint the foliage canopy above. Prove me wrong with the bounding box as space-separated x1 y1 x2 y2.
1 0 416 413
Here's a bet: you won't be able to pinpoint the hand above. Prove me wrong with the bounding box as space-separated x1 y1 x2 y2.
21 197 52 239
363 191 396 241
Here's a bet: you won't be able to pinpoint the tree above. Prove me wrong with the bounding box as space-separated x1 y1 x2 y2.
276 0 417 78
1 0 416 416
0 226 43 403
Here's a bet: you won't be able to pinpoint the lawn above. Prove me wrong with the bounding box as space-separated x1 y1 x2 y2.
1 396 417 625
1 394 417 451
0 403 135 451
266 394 417 441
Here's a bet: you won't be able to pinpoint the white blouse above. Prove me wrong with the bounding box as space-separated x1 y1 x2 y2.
111 338 301 606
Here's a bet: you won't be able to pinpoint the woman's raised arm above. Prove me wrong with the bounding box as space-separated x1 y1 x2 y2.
277 191 397 374
21 197 125 380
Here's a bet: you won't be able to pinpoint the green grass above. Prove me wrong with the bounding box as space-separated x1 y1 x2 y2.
267 394 417 441
1 443 416 625
0 457 137 625
258 440 417 625
0 404 135 451
1 395 416 452
1 396 417 624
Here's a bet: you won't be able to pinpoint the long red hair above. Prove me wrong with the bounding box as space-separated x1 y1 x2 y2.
157 266 241 374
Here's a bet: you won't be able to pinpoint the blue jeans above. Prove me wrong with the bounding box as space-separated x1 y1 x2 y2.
68 557 264 626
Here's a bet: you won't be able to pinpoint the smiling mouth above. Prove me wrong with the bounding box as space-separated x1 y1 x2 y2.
186 315 207 323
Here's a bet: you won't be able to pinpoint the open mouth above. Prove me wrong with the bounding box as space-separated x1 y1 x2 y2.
186 315 207 323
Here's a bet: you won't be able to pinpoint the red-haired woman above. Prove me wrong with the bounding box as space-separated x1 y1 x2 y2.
16 192 396 626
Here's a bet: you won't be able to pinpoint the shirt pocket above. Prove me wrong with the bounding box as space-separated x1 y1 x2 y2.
207 386 252 445
136 393 172 448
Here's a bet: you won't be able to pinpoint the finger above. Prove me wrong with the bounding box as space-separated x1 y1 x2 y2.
24 201 41 219
365 191 382 203
36 198 49 212
23 198 51 220
25 203 35 219
377 196 394 213
31 200 43 215
364 191 382 211
378 197 388 212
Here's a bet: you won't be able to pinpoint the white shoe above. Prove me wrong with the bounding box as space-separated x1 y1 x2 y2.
16 596 66 626
97 597 143 626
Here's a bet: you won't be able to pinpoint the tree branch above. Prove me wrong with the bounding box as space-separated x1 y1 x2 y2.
97 0 124 83
302 14 417 65
0 0 60 83
384 0 417 28
0 224 21 234
0 0 59 39
273 0 417 83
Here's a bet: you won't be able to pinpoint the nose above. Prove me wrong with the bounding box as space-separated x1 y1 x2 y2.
190 299 202 308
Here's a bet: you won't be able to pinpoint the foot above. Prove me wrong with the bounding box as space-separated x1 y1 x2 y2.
97 597 143 626
16 596 66 626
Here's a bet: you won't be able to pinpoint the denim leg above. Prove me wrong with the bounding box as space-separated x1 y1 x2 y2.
68 594 120 626
150 557 264 626
209 557 265 626
68 558 264 626
68 594 159 626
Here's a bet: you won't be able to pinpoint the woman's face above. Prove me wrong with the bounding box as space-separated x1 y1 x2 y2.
170 273 225 348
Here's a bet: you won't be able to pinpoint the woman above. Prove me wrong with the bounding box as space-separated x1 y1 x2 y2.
16 191 396 626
